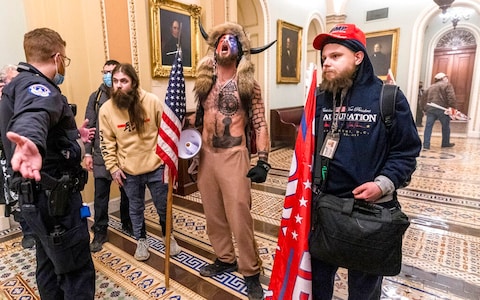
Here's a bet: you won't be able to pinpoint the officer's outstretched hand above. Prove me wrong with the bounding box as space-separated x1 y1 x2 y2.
246 160 271 183
79 119 96 143
6 131 42 181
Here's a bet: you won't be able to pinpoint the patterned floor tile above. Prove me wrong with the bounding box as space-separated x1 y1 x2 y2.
0 234 206 299
1 135 479 299
92 241 206 299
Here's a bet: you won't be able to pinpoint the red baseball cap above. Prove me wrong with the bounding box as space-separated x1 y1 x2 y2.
313 24 366 50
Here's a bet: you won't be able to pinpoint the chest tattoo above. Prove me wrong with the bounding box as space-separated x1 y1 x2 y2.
212 79 242 148
217 80 239 116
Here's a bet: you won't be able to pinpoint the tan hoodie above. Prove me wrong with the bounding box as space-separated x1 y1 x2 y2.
99 89 164 175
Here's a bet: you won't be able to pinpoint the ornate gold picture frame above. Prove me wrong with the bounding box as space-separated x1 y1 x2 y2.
276 20 302 84
365 28 400 80
149 0 201 77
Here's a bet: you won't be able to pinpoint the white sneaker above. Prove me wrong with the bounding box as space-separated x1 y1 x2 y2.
134 238 150 261
162 235 181 256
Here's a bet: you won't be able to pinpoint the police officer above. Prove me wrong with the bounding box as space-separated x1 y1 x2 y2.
0 28 96 299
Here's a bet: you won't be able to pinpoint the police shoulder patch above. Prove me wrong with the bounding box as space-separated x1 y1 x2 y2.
28 84 51 97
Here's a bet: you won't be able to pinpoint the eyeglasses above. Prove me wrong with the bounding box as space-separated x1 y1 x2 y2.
51 53 71 67
101 70 113 75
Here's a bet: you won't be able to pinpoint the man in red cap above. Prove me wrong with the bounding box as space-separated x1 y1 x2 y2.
309 24 421 299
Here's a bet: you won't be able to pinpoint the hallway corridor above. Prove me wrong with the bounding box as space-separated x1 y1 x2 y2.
0 135 479 299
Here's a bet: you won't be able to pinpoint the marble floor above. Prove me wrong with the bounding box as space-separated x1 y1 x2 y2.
0 133 479 300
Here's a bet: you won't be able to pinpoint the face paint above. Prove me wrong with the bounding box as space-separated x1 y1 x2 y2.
215 34 239 57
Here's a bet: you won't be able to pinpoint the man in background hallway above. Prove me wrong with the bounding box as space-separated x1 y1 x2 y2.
0 64 35 249
416 81 424 127
422 72 457 149
84 59 133 253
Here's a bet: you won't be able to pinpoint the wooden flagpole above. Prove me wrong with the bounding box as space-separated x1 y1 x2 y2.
164 173 174 288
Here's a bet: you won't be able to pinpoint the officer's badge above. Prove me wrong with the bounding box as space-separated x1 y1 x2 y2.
28 84 51 97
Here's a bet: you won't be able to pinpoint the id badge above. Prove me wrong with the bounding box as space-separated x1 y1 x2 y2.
320 133 339 159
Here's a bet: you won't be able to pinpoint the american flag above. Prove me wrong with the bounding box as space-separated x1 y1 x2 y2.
386 68 396 85
156 52 186 183
266 69 317 300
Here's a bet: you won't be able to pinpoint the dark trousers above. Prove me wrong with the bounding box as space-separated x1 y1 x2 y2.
415 105 423 126
311 257 383 300
24 190 95 299
423 109 451 148
91 177 131 233
20 218 34 236
36 240 95 299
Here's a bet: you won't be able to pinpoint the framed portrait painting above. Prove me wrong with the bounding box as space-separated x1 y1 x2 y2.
365 28 400 80
149 0 201 77
276 20 302 83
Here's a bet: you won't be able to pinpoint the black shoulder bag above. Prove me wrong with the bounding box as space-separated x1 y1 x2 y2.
308 86 410 276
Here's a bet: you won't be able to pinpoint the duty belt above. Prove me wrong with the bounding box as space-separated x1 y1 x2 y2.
35 170 87 192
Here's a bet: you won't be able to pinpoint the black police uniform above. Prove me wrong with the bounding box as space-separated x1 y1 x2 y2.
0 62 95 299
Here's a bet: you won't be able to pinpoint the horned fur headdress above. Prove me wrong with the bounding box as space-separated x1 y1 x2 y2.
194 22 275 106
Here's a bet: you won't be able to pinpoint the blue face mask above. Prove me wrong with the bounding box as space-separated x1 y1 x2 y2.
103 73 112 87
53 59 65 85
53 72 64 85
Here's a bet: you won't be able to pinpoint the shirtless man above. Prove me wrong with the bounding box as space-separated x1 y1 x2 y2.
191 22 274 300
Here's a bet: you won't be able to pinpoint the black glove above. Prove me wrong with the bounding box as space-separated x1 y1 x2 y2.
247 160 271 183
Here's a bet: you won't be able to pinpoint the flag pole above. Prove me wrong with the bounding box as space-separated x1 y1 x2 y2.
164 171 174 288
156 49 186 288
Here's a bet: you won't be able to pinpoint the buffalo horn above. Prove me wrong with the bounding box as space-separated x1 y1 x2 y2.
199 20 208 40
250 40 277 54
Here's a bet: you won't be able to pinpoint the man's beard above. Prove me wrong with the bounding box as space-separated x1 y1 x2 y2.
112 89 135 110
216 53 237 66
320 65 356 94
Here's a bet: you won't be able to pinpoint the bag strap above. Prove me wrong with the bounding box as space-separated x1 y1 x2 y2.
379 84 399 131
94 88 103 114
313 110 328 191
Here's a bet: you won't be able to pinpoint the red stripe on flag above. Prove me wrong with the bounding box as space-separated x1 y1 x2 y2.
156 52 186 184
267 70 317 300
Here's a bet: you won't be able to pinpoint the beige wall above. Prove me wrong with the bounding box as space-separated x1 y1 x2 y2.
104 0 132 64
21 0 107 202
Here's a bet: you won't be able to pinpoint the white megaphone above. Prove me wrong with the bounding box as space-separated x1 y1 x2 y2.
178 128 202 159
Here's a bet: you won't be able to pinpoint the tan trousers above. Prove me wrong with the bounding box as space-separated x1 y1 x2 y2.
197 147 260 276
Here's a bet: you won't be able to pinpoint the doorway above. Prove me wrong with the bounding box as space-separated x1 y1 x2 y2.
431 29 476 115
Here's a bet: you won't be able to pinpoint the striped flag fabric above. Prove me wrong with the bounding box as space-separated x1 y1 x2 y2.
386 68 396 85
266 69 317 299
156 52 186 183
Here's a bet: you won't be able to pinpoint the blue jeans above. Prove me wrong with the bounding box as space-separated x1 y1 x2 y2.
311 257 383 300
423 108 451 148
122 166 168 239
